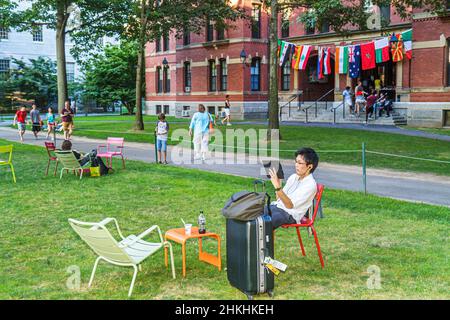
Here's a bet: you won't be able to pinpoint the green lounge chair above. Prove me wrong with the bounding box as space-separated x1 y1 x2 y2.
69 218 176 297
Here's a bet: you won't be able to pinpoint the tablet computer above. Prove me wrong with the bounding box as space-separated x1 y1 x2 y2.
262 160 284 180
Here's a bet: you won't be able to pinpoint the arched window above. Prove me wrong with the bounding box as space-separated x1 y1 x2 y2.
281 59 291 91
209 60 217 91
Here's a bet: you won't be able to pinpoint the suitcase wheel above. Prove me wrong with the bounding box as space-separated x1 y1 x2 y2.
267 290 274 298
246 293 254 300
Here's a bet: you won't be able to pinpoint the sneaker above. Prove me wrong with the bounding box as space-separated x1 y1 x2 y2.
227 123 232 126
158 161 162 164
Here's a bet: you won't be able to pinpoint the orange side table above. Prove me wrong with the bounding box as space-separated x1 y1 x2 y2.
164 227 221 278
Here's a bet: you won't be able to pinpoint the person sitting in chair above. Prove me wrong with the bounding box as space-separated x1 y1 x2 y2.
60 140 108 173
265 147 319 229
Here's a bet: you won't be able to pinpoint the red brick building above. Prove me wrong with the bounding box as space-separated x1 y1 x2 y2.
145 1 450 127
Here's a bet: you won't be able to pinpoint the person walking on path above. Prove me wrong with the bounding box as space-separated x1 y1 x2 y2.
13 106 28 142
189 104 213 161
30 104 42 139
221 95 232 126
354 80 367 117
342 86 354 115
45 107 57 140
61 100 74 140
155 113 169 164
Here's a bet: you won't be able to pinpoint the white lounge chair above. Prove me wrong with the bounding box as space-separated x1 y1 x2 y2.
69 218 176 297
54 150 89 180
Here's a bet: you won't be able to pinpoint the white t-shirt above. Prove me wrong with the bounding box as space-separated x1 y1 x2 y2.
272 173 317 223
156 121 169 141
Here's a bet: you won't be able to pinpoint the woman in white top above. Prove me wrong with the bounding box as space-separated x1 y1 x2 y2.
266 147 319 229
221 95 231 126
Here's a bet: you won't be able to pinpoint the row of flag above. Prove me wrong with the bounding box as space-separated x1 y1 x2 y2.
278 29 413 79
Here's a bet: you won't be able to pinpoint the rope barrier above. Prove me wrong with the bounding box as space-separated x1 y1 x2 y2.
366 150 450 164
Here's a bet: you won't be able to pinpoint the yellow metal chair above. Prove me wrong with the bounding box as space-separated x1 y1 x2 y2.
0 145 16 183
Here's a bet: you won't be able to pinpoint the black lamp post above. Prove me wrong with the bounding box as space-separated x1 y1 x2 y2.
240 49 247 65
162 57 168 66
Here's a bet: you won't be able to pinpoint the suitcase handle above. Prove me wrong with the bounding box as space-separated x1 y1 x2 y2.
253 179 266 192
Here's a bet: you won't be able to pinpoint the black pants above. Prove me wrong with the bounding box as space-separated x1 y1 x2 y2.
264 204 296 229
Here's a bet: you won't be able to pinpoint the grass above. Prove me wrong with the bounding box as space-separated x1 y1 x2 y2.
0 139 449 300
32 115 450 177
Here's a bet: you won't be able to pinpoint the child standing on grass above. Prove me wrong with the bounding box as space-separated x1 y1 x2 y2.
155 113 169 164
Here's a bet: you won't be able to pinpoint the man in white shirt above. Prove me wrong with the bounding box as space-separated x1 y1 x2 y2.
266 148 319 229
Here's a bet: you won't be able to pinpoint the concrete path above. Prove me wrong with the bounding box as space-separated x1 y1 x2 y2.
1 126 449 207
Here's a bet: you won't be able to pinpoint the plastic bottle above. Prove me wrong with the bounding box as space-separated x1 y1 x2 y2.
198 211 206 234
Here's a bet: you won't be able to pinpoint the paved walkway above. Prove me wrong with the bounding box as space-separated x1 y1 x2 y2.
1 126 449 207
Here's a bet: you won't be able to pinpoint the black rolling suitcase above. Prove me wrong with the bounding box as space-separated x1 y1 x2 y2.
225 180 274 300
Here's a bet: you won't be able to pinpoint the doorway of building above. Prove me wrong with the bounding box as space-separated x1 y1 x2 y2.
356 59 396 100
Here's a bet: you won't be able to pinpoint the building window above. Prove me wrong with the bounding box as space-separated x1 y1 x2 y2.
66 62 75 82
155 38 161 52
163 66 170 93
0 27 9 40
206 19 214 42
251 5 261 39
156 105 162 114
251 58 261 91
32 25 43 42
163 34 169 51
281 12 289 38
183 29 190 45
209 60 217 92
305 23 315 35
216 25 225 41
447 0 450 9
184 62 191 92
447 39 450 86
281 59 290 91
163 105 170 115
156 67 162 93
320 21 330 33
0 59 10 80
380 5 391 25
219 59 227 91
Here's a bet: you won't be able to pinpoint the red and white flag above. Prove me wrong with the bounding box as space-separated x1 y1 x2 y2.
298 45 311 70
323 47 332 75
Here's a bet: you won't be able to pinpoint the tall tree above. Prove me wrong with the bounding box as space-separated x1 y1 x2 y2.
10 0 130 112
70 0 244 130
82 42 138 114
264 0 448 131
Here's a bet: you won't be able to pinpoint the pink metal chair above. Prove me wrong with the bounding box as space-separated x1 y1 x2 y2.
279 184 325 268
44 141 59 176
97 137 125 170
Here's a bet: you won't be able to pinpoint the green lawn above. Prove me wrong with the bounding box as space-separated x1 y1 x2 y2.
0 140 449 299
43 115 450 177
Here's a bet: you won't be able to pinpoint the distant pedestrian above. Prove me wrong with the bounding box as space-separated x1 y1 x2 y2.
221 95 231 126
46 107 57 140
30 103 42 139
189 104 213 161
155 113 169 164
365 90 377 123
13 106 28 142
342 86 353 114
61 100 74 140
354 80 367 117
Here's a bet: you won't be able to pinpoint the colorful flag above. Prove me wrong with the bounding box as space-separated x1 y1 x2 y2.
348 45 361 79
374 37 390 63
402 29 412 60
391 33 403 62
323 47 331 75
277 40 282 58
317 47 324 79
298 45 311 70
291 45 303 70
279 41 293 66
335 46 348 74
361 42 376 70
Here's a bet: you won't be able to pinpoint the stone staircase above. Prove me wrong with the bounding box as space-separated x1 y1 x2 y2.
280 101 407 126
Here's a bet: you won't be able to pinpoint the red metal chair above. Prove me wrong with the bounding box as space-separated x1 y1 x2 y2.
44 141 59 176
97 137 125 170
280 184 325 268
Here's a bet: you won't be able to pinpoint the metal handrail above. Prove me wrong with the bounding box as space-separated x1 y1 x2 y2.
279 92 303 121
330 101 345 124
300 88 335 123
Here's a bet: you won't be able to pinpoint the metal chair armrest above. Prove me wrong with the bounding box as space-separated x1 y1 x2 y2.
119 225 160 248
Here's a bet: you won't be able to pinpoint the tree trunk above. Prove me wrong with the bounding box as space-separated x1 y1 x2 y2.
268 0 280 133
134 0 146 131
56 1 68 113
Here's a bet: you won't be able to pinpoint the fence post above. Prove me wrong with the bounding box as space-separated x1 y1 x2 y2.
362 142 367 195
154 131 158 163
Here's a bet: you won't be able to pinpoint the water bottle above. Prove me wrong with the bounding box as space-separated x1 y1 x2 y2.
198 211 206 234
